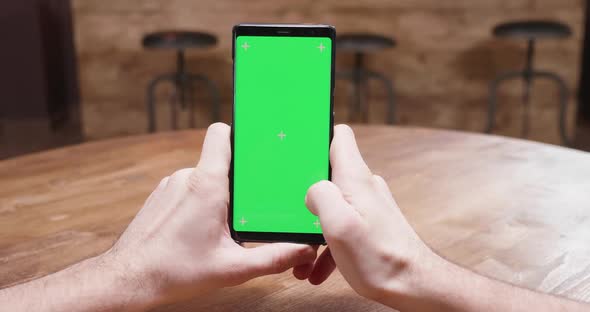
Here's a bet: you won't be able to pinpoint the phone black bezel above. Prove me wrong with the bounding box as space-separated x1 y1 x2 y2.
230 24 335 244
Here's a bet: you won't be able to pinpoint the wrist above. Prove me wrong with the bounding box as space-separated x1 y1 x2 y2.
376 247 451 310
379 248 476 312
95 249 164 311
10 250 165 312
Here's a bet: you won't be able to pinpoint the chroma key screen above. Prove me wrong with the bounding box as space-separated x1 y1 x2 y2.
232 35 332 234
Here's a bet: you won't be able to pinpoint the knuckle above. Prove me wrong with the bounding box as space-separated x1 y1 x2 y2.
157 176 170 189
191 167 227 186
187 171 208 193
169 168 193 182
187 168 228 198
269 250 289 274
372 174 384 183
371 174 385 189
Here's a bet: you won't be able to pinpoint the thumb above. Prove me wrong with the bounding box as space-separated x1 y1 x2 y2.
193 122 231 179
305 180 362 240
240 243 317 279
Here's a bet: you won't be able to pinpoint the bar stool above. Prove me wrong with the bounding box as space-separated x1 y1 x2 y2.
336 34 396 124
143 31 220 132
486 20 572 145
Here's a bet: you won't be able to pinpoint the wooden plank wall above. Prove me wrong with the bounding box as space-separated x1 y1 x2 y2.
72 0 584 145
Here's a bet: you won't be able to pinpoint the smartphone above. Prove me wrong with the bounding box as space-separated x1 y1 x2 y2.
230 24 335 244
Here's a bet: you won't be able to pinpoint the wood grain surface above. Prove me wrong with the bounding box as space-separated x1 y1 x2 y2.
1 125 590 311
72 0 583 145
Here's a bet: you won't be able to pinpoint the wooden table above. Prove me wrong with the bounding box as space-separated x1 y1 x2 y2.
1 125 590 311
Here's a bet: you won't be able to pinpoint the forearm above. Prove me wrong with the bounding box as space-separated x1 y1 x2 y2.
385 254 589 312
0 252 159 312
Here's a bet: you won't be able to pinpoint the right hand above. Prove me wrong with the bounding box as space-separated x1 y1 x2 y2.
302 125 437 302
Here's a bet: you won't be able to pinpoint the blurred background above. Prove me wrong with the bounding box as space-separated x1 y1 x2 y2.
1 0 590 159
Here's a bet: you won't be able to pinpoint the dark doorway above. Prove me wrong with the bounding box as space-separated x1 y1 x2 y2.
579 1 590 121
0 0 82 159
576 1 590 151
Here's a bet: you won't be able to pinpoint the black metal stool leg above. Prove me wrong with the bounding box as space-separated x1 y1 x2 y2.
533 71 571 146
176 50 188 110
365 70 395 124
187 81 196 128
335 71 354 80
486 71 524 133
521 76 534 138
521 39 535 138
186 74 221 124
169 85 179 130
352 53 365 123
147 74 177 133
335 71 355 121
360 73 370 123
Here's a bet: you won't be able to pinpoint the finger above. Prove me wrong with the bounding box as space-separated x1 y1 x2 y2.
194 123 231 178
308 247 336 285
241 243 317 279
293 245 320 280
293 262 314 280
305 181 362 239
331 124 372 183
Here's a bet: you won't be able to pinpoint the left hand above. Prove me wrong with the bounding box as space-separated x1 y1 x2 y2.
104 123 317 305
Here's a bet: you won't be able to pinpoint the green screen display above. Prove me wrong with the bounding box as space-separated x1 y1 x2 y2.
233 35 332 234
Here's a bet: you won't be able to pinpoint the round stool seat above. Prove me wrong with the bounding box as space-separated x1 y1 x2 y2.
142 31 217 50
336 33 396 53
493 20 572 40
